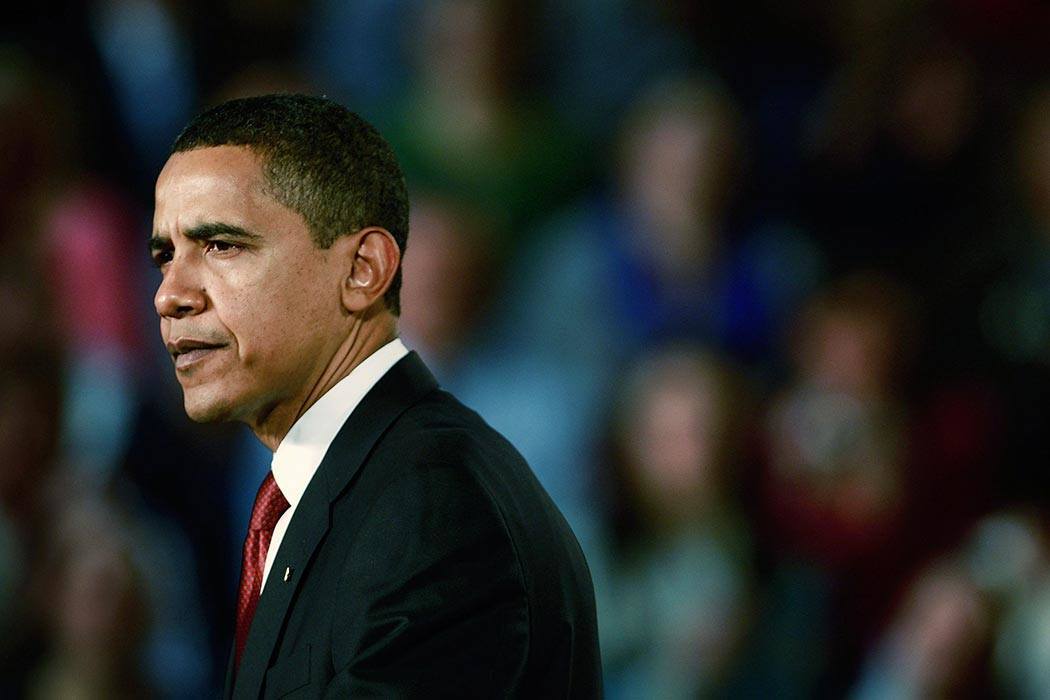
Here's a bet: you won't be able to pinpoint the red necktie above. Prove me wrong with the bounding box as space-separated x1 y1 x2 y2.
234 471 290 672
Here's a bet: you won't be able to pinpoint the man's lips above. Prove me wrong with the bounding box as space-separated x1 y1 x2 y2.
167 338 228 370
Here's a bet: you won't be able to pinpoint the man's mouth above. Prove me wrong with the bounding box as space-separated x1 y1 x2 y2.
168 339 228 370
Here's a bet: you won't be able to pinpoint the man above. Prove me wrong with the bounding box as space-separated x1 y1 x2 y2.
150 94 601 698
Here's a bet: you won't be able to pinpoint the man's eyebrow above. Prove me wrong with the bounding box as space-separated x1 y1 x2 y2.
182 222 263 242
148 234 171 253
148 222 263 252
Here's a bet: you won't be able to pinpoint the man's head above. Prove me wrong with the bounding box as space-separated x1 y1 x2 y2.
171 94 409 313
151 94 407 433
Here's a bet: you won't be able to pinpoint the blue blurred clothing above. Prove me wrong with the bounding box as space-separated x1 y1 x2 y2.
599 516 752 699
89 0 195 176
502 197 823 373
303 0 420 122
539 0 695 143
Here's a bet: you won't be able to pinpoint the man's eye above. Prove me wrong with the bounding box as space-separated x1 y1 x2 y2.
152 251 173 268
205 240 239 254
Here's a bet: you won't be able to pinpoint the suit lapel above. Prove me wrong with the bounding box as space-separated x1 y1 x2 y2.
320 351 439 503
230 351 439 699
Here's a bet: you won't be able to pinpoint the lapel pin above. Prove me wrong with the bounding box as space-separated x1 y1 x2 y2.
284 566 293 582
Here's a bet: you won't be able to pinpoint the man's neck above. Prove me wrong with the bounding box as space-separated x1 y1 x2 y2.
249 315 397 451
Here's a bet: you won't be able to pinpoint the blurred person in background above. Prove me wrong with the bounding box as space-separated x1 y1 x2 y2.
0 44 222 699
7 0 1050 696
379 0 591 247
503 75 824 384
989 510 1050 699
399 191 606 555
803 19 990 286
763 273 917 569
304 0 421 122
398 193 500 371
87 0 197 181
752 272 918 695
0 255 63 698
854 509 1050 698
538 0 695 148
0 46 145 485
851 560 993 699
597 345 755 699
27 486 154 700
800 14 1006 390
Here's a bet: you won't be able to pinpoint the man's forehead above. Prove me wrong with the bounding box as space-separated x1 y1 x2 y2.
152 145 312 244
157 145 266 198
154 146 269 226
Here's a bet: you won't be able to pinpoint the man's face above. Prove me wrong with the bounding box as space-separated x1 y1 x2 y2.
152 146 345 424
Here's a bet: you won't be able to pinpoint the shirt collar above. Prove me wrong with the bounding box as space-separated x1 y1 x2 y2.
271 338 410 508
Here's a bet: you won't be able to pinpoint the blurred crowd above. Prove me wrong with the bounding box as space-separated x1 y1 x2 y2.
3 0 1050 697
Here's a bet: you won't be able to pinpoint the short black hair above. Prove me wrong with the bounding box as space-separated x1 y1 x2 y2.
171 93 409 315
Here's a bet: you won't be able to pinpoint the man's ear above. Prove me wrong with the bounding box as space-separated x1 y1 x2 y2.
338 227 400 314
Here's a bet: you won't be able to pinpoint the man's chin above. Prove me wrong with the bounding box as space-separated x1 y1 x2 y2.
182 390 238 424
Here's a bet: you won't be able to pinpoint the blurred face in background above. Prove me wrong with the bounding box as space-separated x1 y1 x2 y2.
152 146 348 425
890 41 977 164
418 0 502 96
795 274 913 400
765 275 912 549
620 86 738 279
47 498 147 663
805 309 895 398
622 352 736 525
399 196 491 362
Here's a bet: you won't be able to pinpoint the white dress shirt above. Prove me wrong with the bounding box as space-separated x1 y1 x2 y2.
260 337 410 592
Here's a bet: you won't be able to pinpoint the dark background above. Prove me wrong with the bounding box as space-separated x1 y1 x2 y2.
3 0 1050 697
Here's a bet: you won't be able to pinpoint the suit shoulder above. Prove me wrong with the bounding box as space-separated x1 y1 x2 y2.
364 388 575 556
376 387 594 587
392 389 522 453
370 390 533 488
345 388 527 546
337 386 603 696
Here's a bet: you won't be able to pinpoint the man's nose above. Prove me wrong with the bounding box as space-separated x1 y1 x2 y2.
154 260 207 319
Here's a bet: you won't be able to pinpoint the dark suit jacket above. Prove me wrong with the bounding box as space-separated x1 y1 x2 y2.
223 352 602 699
